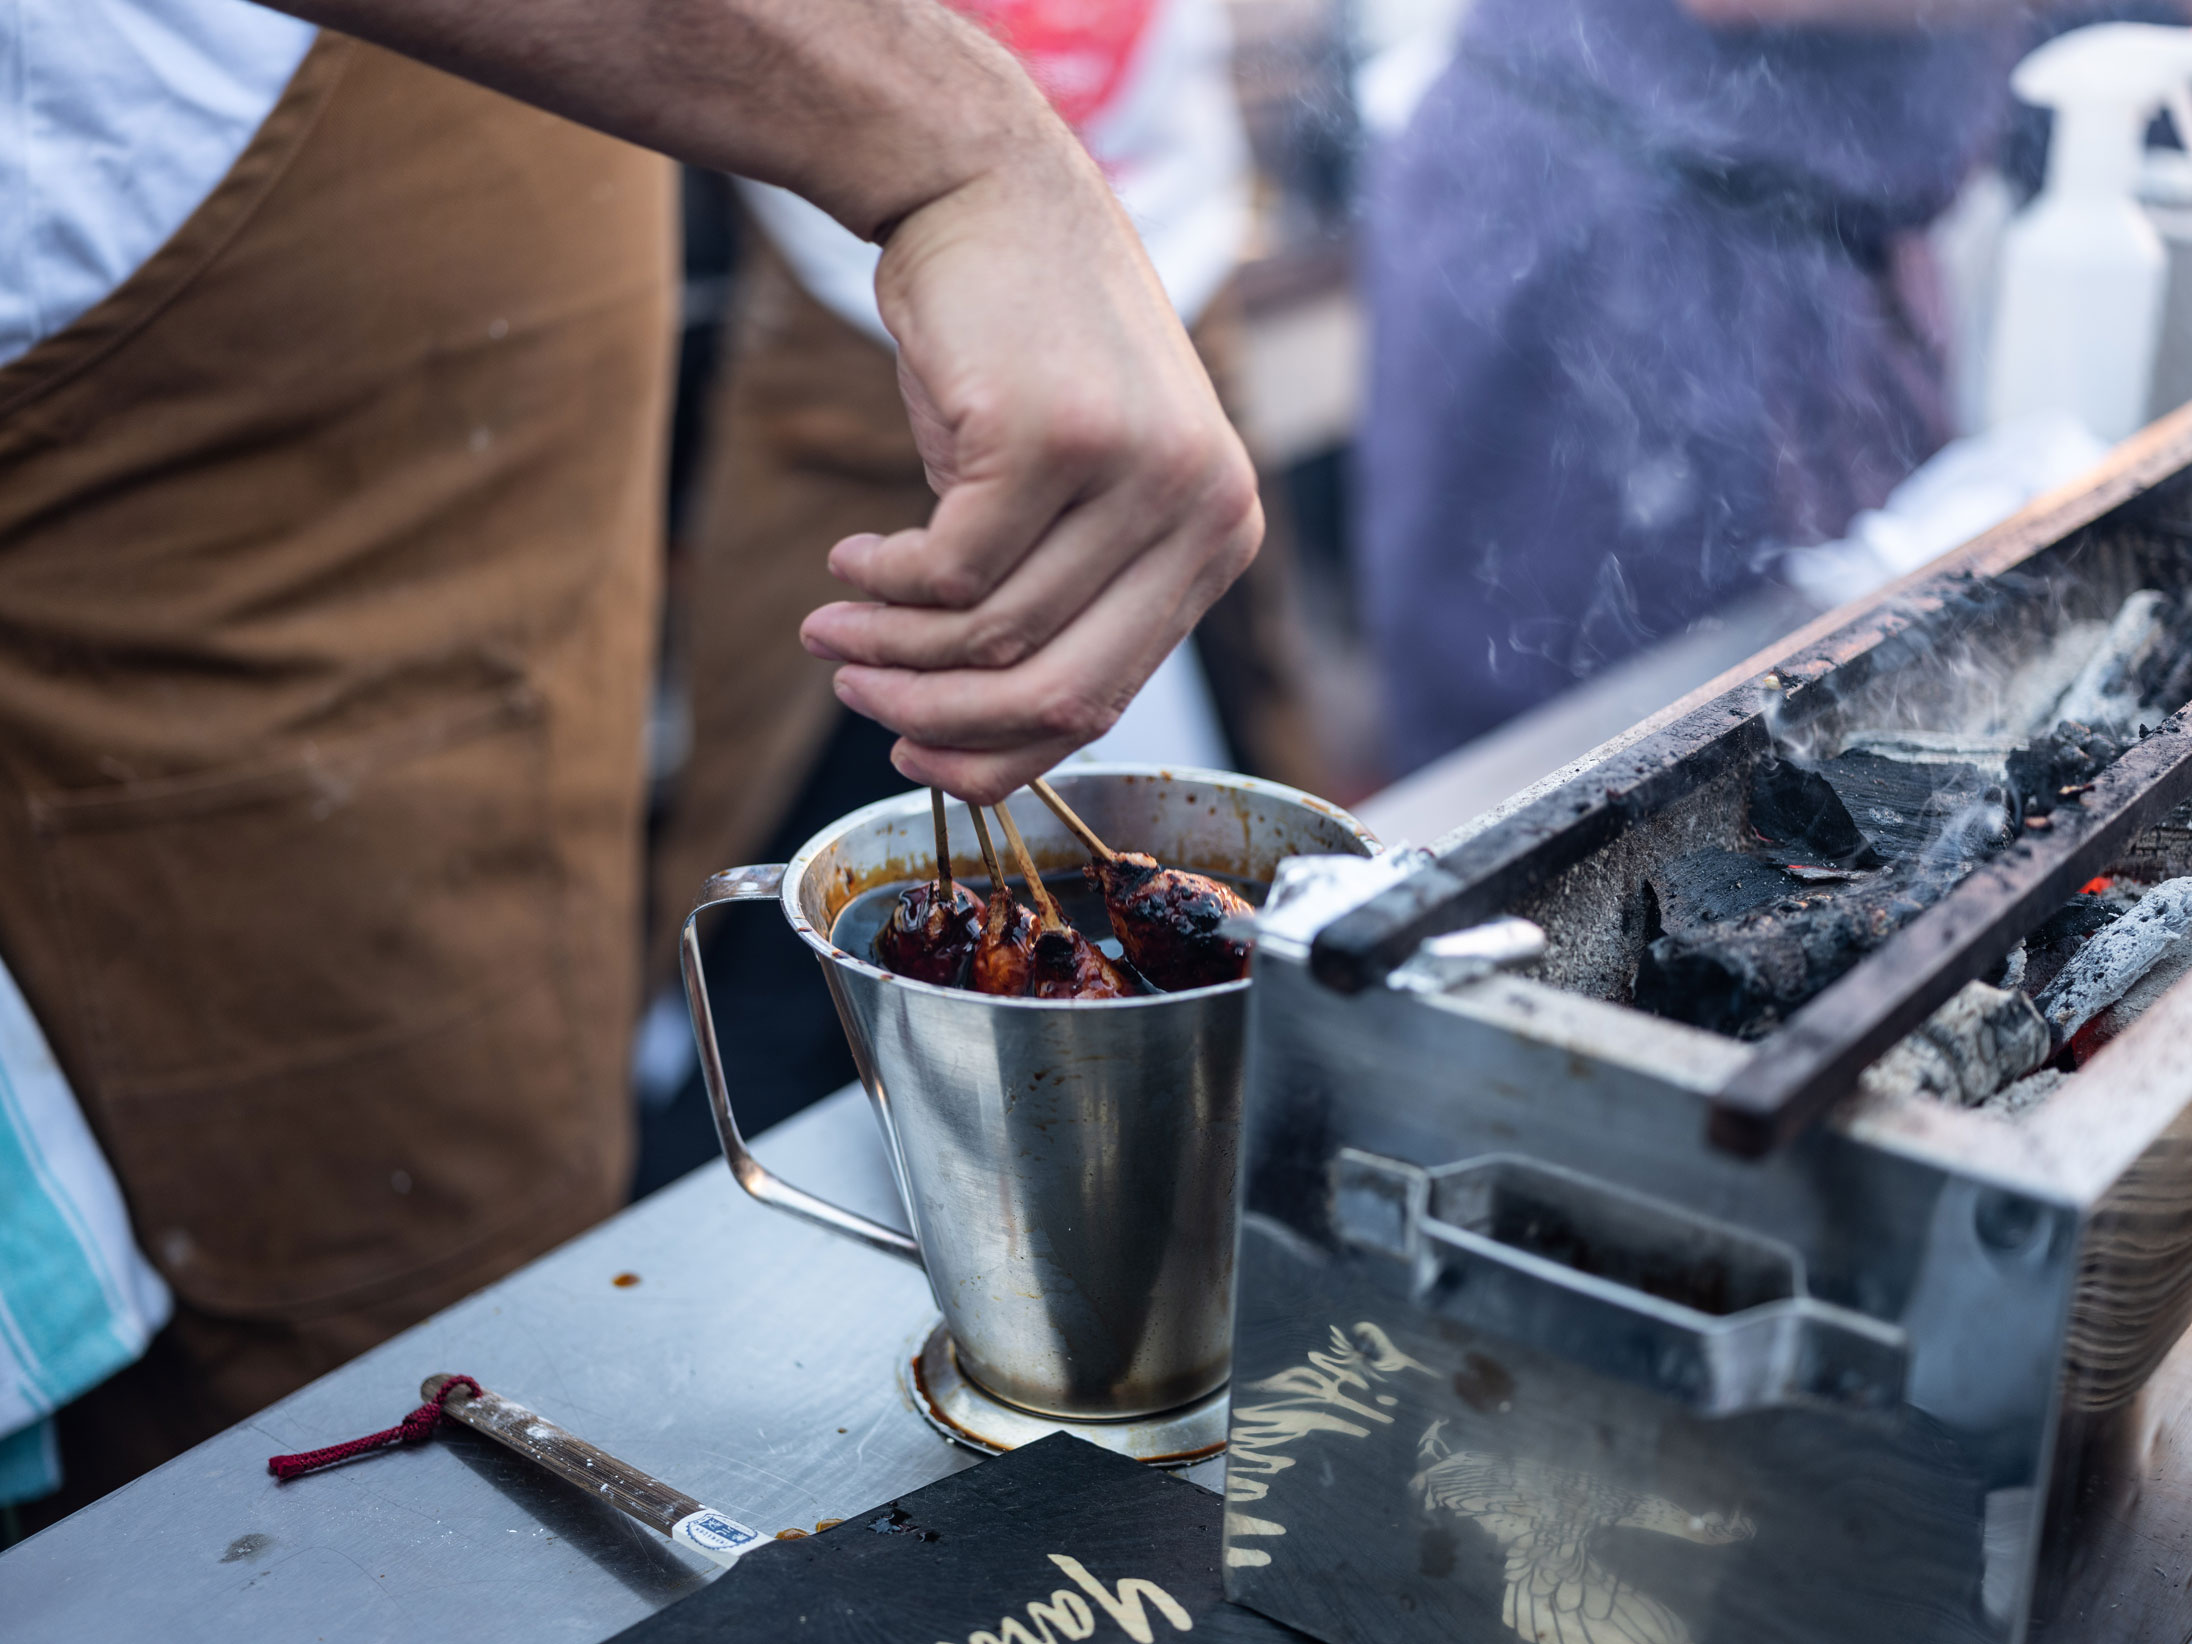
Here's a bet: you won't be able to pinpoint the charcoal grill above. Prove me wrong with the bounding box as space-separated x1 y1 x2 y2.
1222 406 2192 1644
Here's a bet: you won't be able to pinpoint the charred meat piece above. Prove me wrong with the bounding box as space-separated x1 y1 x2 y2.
1024 777 1256 991
1028 925 1136 1000
970 889 1040 996
873 789 983 986
873 879 982 985
968 805 1040 997
992 800 1138 1001
1087 853 1253 991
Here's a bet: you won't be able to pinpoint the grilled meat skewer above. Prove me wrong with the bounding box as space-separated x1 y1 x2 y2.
1026 777 1253 991
993 803 1135 1000
873 789 982 986
968 807 1039 996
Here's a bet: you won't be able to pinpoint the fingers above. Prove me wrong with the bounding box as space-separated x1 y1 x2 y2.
803 506 1142 673
809 434 1257 673
827 455 1084 609
825 496 1261 763
885 735 1088 805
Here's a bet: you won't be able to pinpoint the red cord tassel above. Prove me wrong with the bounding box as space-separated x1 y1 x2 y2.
267 1375 482 1481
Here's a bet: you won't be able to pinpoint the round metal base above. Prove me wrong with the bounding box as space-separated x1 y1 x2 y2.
902 1320 1228 1469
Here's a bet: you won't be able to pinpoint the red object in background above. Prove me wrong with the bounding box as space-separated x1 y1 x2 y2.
2081 876 2114 897
952 0 1161 127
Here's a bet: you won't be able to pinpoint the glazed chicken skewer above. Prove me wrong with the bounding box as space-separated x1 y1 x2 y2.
1026 777 1254 991
967 805 1039 997
872 789 982 985
993 802 1134 1000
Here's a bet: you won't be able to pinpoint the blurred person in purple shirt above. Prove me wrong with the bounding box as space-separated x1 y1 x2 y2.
1357 0 2032 775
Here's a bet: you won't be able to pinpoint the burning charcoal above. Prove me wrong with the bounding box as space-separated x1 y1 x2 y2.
1782 863 1860 885
1639 740 2027 1037
2075 926 2192 1060
1811 751 2009 865
2051 591 2192 736
1982 1067 2067 1118
2034 877 2192 1044
1747 758 1877 868
1842 729 2020 766
2006 722 2128 818
1857 981 2051 1107
1633 872 1959 1039
1651 848 1816 930
2019 891 2124 997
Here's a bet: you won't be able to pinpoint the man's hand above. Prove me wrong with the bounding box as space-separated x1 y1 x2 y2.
799 147 1261 801
267 0 1261 801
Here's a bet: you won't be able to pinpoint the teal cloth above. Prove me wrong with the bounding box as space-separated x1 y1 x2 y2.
0 954 170 1507
0 1421 59 1506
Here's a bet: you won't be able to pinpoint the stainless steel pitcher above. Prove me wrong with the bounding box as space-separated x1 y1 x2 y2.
680 764 1375 1420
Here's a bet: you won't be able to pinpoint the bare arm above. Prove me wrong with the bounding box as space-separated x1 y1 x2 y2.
271 0 1261 801
272 0 1044 240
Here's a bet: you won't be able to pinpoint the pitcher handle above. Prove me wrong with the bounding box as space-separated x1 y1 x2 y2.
680 866 924 1267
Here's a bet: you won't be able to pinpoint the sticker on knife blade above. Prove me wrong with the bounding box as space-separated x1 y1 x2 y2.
671 1507 763 1567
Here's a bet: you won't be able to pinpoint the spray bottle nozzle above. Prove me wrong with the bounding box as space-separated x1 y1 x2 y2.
2014 23 2192 200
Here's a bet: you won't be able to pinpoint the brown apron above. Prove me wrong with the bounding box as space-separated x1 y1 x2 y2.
0 34 672 1514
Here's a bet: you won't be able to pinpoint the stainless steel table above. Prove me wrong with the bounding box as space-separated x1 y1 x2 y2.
2 1086 1221 1642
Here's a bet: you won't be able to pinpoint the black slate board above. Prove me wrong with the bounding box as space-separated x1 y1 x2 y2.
609 1433 1309 1644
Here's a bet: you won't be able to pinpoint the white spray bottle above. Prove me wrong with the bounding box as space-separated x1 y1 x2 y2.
1985 23 2192 443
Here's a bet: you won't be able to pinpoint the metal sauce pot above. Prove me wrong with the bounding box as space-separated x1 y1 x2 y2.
681 764 1376 1420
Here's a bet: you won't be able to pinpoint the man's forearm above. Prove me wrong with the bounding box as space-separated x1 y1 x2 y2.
266 0 1067 240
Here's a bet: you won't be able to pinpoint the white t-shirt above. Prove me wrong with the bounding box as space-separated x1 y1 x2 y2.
0 0 315 366
740 0 1251 342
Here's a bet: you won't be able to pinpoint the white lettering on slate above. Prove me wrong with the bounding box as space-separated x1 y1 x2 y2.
938 1553 1193 1644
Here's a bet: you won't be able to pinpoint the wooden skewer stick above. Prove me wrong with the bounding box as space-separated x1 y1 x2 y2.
969 805 1010 895
930 788 954 896
993 803 1065 931
1027 777 1118 865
